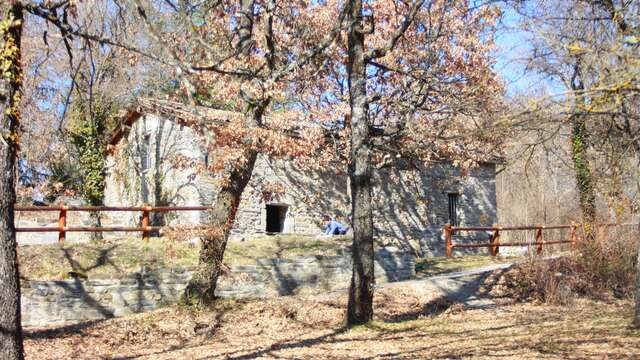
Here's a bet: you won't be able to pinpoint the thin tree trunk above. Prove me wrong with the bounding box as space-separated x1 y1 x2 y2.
89 211 103 241
346 0 375 326
183 111 260 305
635 226 640 327
88 170 104 242
237 0 254 55
151 117 166 232
629 140 640 328
0 3 24 359
569 65 597 229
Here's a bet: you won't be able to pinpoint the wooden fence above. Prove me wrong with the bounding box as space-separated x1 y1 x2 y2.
14 205 210 242
443 222 637 258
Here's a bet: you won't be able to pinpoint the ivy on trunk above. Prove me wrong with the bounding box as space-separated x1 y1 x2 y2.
0 3 24 359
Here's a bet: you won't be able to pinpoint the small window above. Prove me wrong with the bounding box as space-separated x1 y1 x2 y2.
448 193 459 227
141 133 151 171
266 204 288 233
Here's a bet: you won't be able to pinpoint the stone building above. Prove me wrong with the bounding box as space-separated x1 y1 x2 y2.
103 100 499 256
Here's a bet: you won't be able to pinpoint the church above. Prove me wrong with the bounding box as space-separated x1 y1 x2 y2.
103 99 499 256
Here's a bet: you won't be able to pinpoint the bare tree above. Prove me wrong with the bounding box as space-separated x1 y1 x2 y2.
509 0 640 325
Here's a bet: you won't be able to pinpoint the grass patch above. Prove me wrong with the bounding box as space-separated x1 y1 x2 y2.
18 234 354 280
18 238 200 280
19 233 511 281
223 234 352 265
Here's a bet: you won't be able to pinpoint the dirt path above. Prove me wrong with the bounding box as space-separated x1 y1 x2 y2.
382 261 515 309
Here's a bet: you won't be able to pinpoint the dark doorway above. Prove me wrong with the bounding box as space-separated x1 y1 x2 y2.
266 204 288 233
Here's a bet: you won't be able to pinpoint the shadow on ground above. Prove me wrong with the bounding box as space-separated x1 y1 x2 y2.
22 246 636 360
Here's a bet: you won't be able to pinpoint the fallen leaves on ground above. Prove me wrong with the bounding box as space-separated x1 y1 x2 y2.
24 287 640 359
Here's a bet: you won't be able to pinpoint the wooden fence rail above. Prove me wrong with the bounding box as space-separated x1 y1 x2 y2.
14 205 211 242
444 222 636 258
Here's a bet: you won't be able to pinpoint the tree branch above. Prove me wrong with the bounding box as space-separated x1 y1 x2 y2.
23 2 169 66
270 4 348 83
364 0 426 61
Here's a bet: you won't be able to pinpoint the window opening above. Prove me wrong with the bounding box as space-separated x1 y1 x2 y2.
141 133 151 171
448 193 459 227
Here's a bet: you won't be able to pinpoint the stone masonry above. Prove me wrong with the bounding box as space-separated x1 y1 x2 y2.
104 112 499 256
21 249 414 328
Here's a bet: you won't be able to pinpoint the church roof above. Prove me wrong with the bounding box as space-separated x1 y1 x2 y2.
108 98 243 152
108 98 504 165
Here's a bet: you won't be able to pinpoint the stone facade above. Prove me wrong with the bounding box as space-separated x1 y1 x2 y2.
21 249 414 327
104 113 498 255
104 114 206 230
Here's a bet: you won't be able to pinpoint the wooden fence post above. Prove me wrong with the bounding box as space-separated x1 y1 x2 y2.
490 224 500 256
570 222 578 249
142 204 151 242
444 223 453 258
535 225 543 255
58 204 67 243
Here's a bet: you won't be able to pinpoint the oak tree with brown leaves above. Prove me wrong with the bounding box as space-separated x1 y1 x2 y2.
338 0 503 325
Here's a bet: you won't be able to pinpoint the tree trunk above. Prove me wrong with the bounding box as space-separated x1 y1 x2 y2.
346 0 375 326
635 225 640 327
182 0 260 306
570 113 596 225
237 0 254 56
89 211 103 241
182 111 260 306
0 3 24 359
569 68 596 229
150 116 166 234
630 142 640 328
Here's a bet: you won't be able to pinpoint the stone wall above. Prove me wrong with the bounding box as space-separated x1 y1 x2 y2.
21 249 414 328
21 267 192 328
231 158 498 256
372 162 498 256
103 113 207 229
228 156 349 240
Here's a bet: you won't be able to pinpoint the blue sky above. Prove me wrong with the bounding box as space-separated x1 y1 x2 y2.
492 5 562 98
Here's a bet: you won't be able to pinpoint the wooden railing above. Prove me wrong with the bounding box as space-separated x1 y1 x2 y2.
443 222 636 258
14 205 210 242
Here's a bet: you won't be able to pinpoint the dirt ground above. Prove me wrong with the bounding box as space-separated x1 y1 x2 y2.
23 287 640 359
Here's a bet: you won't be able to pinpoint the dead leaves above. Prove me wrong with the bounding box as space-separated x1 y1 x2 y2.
23 287 640 359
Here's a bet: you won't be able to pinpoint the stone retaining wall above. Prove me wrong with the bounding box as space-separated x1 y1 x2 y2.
21 249 414 328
